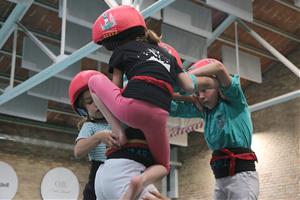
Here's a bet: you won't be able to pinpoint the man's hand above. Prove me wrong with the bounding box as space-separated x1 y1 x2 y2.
192 94 204 112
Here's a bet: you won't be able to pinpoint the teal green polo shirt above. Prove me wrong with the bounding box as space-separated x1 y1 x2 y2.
170 75 253 150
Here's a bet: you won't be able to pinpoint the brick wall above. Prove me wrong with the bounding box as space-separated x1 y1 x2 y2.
246 49 300 200
0 140 89 200
177 49 300 200
178 132 214 200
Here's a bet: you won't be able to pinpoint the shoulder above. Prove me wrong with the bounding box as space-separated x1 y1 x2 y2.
77 122 94 138
220 75 241 93
94 122 111 131
82 121 110 132
80 121 94 130
220 75 248 107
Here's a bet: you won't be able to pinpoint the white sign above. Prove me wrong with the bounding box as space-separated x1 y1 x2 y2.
0 161 18 200
41 167 79 200
168 117 204 146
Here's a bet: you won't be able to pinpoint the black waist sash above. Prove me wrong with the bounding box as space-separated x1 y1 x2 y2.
210 148 257 178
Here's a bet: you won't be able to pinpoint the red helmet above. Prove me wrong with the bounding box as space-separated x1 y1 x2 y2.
159 42 183 68
92 5 146 44
69 70 102 115
188 58 221 74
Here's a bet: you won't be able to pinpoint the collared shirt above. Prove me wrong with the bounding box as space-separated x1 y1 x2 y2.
76 121 111 161
170 75 253 150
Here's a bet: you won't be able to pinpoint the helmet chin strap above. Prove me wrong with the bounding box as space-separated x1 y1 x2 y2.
76 108 88 117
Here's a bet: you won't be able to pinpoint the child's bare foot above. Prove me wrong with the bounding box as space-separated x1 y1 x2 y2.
121 175 144 200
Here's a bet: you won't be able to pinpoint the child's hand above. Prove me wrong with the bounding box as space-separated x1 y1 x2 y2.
96 131 119 147
142 191 170 200
192 95 204 112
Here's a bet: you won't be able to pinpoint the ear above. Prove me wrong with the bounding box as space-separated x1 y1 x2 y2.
218 89 228 101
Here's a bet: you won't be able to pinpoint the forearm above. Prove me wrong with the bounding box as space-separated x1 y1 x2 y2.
112 68 123 88
170 100 202 118
173 93 196 103
189 62 231 87
177 72 218 95
142 165 167 187
177 72 196 94
197 76 219 90
74 135 100 158
189 62 223 77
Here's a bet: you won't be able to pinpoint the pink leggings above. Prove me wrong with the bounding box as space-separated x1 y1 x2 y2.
88 74 170 171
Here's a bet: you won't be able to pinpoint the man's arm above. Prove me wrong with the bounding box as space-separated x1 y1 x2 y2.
189 61 232 88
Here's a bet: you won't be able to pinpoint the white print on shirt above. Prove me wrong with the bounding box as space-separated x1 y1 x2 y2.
138 48 171 72
216 114 225 129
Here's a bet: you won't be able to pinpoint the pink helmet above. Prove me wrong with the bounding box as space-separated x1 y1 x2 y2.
159 42 183 68
69 70 102 115
92 5 146 44
188 58 221 74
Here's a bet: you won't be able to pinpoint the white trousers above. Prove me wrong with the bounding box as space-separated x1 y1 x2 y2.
95 159 158 200
214 171 259 200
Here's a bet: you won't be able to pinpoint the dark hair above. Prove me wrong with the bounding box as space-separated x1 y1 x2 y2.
101 27 161 50
75 92 106 130
77 117 88 130
75 93 88 130
135 29 161 45
75 92 85 110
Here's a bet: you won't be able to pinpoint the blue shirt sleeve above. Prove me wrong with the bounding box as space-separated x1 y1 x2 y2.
75 122 110 162
76 122 93 142
219 75 248 108
170 100 203 118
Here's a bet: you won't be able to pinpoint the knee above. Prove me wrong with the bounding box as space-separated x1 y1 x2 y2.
88 74 106 92
166 164 170 174
160 162 170 174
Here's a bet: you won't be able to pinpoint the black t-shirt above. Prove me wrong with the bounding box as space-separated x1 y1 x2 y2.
109 41 183 111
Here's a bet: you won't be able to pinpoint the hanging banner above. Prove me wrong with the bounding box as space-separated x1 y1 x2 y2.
168 117 204 146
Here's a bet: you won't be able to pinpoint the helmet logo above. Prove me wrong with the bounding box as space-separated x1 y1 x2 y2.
100 13 116 30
